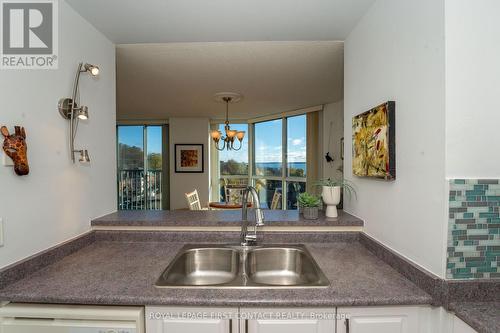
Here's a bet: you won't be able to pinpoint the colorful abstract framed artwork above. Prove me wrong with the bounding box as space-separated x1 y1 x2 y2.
352 101 396 180
175 144 204 173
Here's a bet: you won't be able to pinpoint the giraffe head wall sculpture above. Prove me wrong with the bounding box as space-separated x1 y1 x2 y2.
1 126 29 176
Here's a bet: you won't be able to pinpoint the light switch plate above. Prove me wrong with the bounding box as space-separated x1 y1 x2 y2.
0 218 4 247
1 150 14 167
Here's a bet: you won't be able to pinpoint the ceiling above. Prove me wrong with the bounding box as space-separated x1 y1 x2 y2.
66 0 375 44
116 41 344 120
66 1 373 120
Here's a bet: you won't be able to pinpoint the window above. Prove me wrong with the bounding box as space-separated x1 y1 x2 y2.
287 115 307 178
219 124 249 176
217 123 249 201
117 125 167 210
252 115 307 209
254 119 282 177
212 115 308 209
286 115 307 209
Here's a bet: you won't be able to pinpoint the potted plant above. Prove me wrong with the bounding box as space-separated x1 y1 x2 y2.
297 192 321 220
315 178 356 218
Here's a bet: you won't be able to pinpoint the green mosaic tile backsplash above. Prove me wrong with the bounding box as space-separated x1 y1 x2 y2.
447 179 500 279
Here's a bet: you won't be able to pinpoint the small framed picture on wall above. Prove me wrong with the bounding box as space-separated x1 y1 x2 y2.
174 144 204 173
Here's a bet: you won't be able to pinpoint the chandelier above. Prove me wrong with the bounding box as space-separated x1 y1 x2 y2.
210 93 245 151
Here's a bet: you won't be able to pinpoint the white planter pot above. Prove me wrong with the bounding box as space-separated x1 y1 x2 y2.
322 186 341 218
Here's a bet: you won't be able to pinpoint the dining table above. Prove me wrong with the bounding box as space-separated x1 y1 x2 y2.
208 202 253 210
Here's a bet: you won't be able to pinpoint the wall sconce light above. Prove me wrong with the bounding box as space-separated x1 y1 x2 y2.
58 62 99 163
77 149 90 163
83 63 99 76
76 106 89 120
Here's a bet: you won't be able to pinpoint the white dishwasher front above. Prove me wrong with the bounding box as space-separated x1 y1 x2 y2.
0 303 144 333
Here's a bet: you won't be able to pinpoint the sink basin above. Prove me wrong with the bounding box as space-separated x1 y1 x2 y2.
155 247 239 286
246 247 328 286
155 244 329 288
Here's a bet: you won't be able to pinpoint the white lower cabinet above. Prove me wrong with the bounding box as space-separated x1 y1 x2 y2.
241 307 335 333
146 307 334 333
146 306 437 333
336 306 428 333
146 306 238 333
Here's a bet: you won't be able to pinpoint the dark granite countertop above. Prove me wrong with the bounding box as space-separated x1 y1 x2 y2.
449 301 500 333
91 210 363 227
0 236 430 307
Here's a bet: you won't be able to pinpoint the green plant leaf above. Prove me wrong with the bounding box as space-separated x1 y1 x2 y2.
297 192 321 207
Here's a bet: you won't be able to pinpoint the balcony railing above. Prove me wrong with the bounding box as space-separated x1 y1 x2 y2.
118 170 162 210
219 177 305 209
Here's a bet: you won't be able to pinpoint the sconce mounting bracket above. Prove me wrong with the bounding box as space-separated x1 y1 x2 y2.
58 98 76 120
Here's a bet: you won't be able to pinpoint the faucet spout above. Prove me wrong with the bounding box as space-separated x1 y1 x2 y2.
241 186 265 246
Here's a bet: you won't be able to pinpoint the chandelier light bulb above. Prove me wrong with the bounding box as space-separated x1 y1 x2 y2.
236 131 245 141
226 129 237 138
211 130 221 140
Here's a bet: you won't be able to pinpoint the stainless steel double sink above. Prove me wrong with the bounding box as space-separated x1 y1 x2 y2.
155 244 330 288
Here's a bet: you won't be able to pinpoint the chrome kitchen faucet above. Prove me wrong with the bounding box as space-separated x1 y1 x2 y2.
240 186 265 246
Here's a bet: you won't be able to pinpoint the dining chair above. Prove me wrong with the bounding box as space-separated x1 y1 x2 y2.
185 189 207 210
224 185 248 205
270 189 282 210
223 178 249 186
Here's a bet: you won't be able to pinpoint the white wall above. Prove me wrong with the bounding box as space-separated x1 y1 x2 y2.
169 118 210 209
445 0 500 178
322 102 344 180
0 0 116 268
344 0 447 276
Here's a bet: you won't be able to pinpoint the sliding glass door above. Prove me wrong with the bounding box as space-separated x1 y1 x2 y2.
117 125 168 210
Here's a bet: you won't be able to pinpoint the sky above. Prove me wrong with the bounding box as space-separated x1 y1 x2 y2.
118 125 162 154
253 115 306 164
118 115 307 164
286 115 307 163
